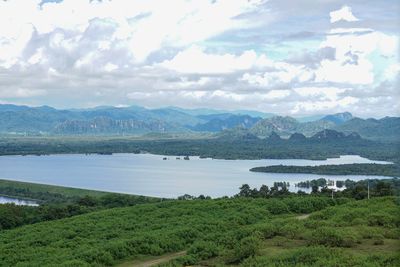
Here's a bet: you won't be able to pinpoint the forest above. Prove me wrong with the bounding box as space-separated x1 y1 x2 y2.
250 163 400 177
0 178 398 266
1 135 399 163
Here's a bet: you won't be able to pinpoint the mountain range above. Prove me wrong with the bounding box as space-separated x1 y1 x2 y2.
0 104 398 142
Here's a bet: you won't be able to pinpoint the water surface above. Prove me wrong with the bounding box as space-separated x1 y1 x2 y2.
0 154 391 198
0 196 39 206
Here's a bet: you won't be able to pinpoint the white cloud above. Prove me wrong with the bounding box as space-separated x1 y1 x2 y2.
104 63 118 72
330 6 359 23
384 63 400 81
0 1 398 117
159 46 269 74
0 88 46 98
292 96 359 114
241 64 314 87
0 0 265 66
315 28 398 85
294 87 347 100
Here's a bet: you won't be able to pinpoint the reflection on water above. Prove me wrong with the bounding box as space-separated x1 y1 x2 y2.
0 196 38 206
0 154 392 198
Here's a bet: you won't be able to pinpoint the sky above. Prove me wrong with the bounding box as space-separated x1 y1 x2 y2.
0 0 399 117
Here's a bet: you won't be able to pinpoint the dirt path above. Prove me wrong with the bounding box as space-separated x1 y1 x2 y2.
117 251 186 267
296 214 310 220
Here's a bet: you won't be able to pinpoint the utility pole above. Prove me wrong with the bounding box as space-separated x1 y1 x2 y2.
331 189 334 200
367 179 370 200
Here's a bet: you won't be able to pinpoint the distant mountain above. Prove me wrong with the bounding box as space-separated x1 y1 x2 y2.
216 126 259 141
0 104 398 141
0 104 201 135
168 106 274 118
249 113 353 138
310 129 361 141
321 112 353 124
250 116 299 137
191 114 261 132
288 132 307 142
54 117 183 135
334 117 400 142
266 131 283 143
294 114 325 123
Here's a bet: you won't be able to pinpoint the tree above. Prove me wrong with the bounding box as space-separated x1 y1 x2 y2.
311 185 319 194
259 184 269 198
238 184 251 197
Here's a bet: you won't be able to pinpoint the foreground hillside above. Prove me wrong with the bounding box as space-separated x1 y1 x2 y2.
0 196 398 266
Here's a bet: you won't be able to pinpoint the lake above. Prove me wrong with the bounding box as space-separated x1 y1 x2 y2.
0 195 39 206
0 154 392 198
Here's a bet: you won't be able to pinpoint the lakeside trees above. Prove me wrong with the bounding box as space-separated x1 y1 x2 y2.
250 163 400 177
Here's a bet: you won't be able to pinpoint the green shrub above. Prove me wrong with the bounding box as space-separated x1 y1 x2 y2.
225 235 261 263
188 241 219 260
279 222 305 239
307 227 359 247
252 223 278 239
266 199 289 214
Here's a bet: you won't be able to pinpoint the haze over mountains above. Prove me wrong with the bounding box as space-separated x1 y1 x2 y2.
0 104 398 142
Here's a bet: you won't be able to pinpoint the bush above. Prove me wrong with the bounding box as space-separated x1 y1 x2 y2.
368 213 396 227
253 223 278 239
307 227 359 247
279 222 305 239
266 200 289 215
225 235 261 263
187 241 219 260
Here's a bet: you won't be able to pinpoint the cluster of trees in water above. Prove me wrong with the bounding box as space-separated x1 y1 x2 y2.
234 178 397 200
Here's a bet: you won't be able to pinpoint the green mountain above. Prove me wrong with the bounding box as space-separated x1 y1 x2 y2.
334 117 400 142
250 116 299 137
191 114 261 132
0 105 398 141
248 112 396 141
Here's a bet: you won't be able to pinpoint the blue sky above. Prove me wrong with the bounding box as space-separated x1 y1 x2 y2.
0 0 399 117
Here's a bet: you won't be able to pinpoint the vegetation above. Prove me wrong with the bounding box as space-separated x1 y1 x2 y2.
0 178 398 266
0 179 110 203
0 196 398 266
250 163 400 177
0 180 162 230
1 135 399 163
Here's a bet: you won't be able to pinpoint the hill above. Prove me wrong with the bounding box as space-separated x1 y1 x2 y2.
190 114 261 132
0 196 398 266
334 117 400 142
0 105 398 142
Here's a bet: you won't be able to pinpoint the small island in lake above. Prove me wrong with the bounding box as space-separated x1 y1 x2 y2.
250 163 400 177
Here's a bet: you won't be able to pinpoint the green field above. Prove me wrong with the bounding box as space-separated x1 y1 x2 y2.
0 196 399 266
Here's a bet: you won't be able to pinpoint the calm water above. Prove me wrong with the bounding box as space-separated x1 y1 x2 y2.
0 196 38 206
0 154 392 198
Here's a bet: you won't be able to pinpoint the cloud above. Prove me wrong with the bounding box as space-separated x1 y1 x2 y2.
159 45 269 74
0 0 265 65
330 6 359 23
0 88 46 98
314 27 398 85
0 0 399 117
